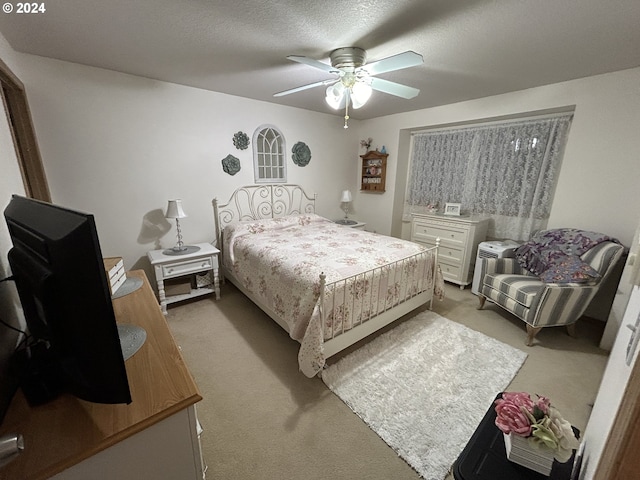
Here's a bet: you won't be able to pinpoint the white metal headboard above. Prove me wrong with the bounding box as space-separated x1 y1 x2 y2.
212 184 317 247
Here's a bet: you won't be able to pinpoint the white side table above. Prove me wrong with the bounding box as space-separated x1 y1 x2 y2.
147 242 220 315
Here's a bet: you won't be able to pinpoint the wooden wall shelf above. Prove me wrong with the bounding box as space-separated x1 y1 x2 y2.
360 150 388 193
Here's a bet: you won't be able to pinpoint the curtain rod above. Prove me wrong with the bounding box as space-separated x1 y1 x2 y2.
410 110 574 136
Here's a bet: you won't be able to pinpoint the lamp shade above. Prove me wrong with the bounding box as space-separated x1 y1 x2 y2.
165 199 187 219
351 81 372 109
340 190 352 203
325 82 345 110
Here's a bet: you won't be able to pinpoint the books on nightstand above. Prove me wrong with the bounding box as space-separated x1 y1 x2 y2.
103 257 126 295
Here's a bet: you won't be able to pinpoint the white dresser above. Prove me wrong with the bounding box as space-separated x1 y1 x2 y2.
411 213 490 289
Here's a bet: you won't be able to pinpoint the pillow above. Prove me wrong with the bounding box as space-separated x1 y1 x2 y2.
222 214 330 264
539 254 601 284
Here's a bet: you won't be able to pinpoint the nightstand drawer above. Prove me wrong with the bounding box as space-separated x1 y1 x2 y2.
162 256 215 278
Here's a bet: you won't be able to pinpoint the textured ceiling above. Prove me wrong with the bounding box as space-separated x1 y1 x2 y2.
1 0 639 120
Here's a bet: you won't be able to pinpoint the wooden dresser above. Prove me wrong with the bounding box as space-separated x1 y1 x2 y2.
411 213 489 289
0 271 205 480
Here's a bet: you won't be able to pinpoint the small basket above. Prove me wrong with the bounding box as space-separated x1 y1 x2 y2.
195 271 213 288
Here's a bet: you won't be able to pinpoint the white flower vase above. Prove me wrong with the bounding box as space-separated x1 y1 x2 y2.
504 433 554 476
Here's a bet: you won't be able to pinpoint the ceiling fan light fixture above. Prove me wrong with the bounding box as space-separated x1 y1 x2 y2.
325 83 345 109
278 47 423 127
351 81 372 109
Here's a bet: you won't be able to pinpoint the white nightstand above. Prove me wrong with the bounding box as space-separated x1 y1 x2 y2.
147 242 220 314
334 219 366 230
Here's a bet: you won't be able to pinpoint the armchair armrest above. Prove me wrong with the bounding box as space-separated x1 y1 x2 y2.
529 282 600 327
477 257 527 278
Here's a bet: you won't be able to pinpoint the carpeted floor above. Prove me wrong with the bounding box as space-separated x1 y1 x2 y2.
165 282 610 480
322 311 527 480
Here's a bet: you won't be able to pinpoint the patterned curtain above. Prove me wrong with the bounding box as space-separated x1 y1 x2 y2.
405 114 573 240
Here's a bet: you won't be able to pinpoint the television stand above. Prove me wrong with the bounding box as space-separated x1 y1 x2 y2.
0 271 205 479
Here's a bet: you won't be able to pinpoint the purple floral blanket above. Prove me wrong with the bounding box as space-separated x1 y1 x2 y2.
515 228 619 282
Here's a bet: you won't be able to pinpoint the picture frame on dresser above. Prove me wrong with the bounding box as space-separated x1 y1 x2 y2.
444 202 462 216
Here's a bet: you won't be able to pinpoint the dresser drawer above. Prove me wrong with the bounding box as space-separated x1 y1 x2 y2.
437 245 464 264
162 256 215 278
439 262 462 280
413 239 463 264
412 222 468 246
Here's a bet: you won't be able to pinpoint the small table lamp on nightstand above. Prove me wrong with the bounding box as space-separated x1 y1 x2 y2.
163 199 200 255
335 190 357 226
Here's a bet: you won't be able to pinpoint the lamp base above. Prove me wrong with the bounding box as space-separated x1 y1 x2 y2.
162 245 201 256
335 219 358 226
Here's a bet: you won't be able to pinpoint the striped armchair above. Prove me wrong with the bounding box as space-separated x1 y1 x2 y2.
477 241 624 345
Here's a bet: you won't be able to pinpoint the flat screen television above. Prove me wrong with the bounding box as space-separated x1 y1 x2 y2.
3 195 132 406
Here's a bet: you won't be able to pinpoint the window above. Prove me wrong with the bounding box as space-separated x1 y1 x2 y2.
253 125 286 183
405 113 573 240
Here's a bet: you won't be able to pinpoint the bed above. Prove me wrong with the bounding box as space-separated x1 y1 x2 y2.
213 184 444 376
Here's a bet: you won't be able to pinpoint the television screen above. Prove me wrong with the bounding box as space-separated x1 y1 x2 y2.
3 195 131 406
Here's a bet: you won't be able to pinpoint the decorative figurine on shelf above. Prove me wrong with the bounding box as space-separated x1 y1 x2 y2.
380 145 387 154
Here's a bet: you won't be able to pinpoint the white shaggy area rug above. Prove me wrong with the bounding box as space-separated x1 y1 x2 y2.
321 311 527 480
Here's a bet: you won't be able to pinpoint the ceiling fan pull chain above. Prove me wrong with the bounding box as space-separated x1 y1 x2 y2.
344 99 350 129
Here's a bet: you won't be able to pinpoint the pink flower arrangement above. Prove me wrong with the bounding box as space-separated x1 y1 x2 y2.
495 392 580 463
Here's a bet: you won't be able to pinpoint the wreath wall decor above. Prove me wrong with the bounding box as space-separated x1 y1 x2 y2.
233 131 249 150
222 154 241 175
291 141 311 167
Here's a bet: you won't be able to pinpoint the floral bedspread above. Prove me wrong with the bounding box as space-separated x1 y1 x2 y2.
222 214 444 376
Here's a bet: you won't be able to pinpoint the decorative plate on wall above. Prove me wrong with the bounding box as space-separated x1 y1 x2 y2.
222 154 241 175
292 141 311 167
233 131 249 150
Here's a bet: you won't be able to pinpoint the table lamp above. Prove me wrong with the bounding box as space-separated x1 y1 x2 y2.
164 199 200 255
336 190 357 225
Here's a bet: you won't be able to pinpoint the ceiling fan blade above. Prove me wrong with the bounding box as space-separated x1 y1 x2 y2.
369 77 420 99
274 79 337 97
360 51 423 76
286 55 338 74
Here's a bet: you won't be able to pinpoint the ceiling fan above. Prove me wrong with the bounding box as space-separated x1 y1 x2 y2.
274 47 423 128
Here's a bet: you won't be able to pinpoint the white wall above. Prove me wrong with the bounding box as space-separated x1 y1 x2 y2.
15 54 361 277
356 67 640 247
14 52 640 271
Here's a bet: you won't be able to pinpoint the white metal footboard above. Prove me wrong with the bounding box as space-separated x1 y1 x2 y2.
320 241 440 358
